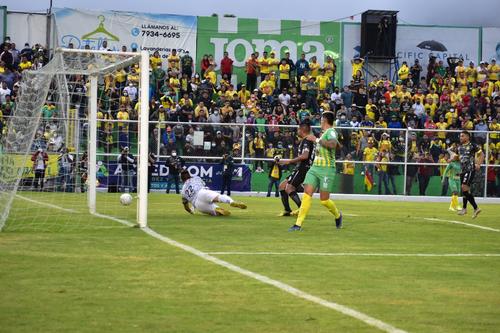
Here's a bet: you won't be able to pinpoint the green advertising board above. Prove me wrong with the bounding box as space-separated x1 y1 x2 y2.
196 16 341 86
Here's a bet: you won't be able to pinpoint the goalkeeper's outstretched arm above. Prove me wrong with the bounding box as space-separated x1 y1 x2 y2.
182 198 194 214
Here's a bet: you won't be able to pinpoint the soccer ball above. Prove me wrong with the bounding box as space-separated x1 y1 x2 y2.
120 193 133 206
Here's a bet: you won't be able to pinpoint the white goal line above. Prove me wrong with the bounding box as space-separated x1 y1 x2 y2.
206 252 500 257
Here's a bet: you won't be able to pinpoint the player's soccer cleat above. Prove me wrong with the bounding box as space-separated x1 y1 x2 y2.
457 209 467 216
288 225 302 232
290 209 300 216
449 205 457 212
335 211 343 229
472 208 482 219
230 201 247 209
215 207 231 216
278 211 291 217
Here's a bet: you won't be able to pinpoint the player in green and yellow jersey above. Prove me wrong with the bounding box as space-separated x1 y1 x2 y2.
289 111 342 231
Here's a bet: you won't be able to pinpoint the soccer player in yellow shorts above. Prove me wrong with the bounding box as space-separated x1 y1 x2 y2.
289 111 343 231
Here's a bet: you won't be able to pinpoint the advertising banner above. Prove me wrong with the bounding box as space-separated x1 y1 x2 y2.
342 23 481 86
97 162 252 192
53 8 197 58
482 27 500 63
7 154 60 179
196 16 341 86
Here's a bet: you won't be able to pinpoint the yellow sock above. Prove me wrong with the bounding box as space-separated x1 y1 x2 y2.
321 199 341 219
451 194 458 209
295 194 312 227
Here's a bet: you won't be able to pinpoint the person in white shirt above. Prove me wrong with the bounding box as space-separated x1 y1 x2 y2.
123 82 138 101
180 170 246 216
412 100 425 120
0 81 11 104
278 89 291 108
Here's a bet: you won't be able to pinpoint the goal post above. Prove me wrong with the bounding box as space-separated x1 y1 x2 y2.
0 48 150 231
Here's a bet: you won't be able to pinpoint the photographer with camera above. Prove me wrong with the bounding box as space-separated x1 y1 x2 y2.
165 149 184 194
220 152 234 196
118 146 136 193
267 155 283 197
58 147 75 192
31 148 49 191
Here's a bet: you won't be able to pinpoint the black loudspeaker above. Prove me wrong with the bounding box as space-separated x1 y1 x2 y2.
360 10 398 58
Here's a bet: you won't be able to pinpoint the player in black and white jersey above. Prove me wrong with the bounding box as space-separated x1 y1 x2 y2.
180 170 247 216
456 130 484 218
277 121 316 216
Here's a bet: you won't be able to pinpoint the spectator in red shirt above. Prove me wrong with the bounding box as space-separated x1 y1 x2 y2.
200 54 210 78
246 53 258 91
220 51 234 81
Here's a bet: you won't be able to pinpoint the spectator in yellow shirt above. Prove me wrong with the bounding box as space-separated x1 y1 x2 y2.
238 85 251 104
351 57 364 78
466 61 477 85
259 51 270 81
488 59 499 81
268 51 279 75
316 69 331 93
150 51 162 70
435 116 448 140
204 65 217 85
309 56 320 78
18 55 32 72
259 75 274 96
398 61 410 83
445 108 458 125
323 56 336 87
167 49 180 72
279 59 290 90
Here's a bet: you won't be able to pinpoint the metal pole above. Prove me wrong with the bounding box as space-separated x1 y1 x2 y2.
137 51 150 228
156 121 161 157
87 75 98 214
483 133 490 198
241 124 246 164
402 128 409 196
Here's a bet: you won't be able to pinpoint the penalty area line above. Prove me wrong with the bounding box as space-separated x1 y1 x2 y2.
206 252 500 257
423 218 500 233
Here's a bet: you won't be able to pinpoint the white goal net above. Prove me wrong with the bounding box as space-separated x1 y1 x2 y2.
0 49 150 231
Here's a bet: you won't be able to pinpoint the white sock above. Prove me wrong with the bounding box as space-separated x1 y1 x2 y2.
218 195 234 204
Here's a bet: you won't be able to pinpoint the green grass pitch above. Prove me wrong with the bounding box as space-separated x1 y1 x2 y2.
1 193 500 332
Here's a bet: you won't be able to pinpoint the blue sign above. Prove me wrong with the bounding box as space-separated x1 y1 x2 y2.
96 162 252 192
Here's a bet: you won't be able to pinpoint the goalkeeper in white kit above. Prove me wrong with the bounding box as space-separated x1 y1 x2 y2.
180 170 247 216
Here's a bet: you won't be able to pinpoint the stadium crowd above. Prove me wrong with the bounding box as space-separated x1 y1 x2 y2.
0 36 499 195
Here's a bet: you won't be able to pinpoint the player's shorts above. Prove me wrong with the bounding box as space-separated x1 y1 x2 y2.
286 167 308 189
449 177 461 193
460 170 475 187
193 189 219 216
303 165 336 193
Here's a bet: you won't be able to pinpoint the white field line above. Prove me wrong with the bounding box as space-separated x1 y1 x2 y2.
15 196 408 333
206 252 500 257
424 218 500 233
141 227 408 333
15 194 77 213
91 212 135 227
